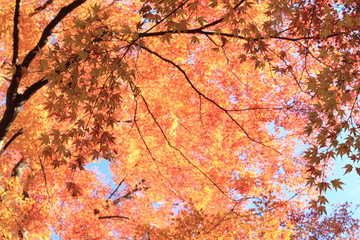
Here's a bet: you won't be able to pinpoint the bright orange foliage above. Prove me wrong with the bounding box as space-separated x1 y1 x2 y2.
0 0 360 239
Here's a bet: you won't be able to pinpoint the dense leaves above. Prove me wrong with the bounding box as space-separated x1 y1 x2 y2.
0 0 359 238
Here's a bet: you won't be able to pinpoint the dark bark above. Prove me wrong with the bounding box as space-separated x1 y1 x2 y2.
139 29 346 42
12 0 21 65
0 128 23 155
0 0 87 151
22 0 87 69
98 215 129 220
29 0 54 17
11 157 27 178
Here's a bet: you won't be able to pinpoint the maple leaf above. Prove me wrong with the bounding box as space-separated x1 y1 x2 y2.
356 168 360 176
331 179 344 191
343 164 353 175
0 0 359 238
66 182 82 197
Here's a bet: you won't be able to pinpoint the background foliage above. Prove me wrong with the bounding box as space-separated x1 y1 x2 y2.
0 0 360 238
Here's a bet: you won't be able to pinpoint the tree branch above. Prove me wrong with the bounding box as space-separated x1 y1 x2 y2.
142 0 191 35
137 0 346 43
22 0 86 69
11 157 27 178
29 0 54 17
140 94 235 201
98 215 129 220
117 0 191 64
112 178 147 205
0 88 22 149
0 0 87 150
227 106 301 112
141 46 289 158
107 175 127 201
139 29 347 42
12 0 21 65
20 78 49 103
140 46 257 142
0 128 23 155
132 98 180 195
192 0 246 31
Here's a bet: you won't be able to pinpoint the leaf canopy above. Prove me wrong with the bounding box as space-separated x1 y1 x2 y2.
0 0 360 238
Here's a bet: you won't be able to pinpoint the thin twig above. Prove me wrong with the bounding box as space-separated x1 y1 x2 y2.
191 0 246 31
139 29 347 42
211 201 241 231
140 94 235 201
39 157 51 199
98 215 129 220
142 47 256 143
141 46 291 158
133 97 184 198
142 0 191 35
112 179 147 205
0 128 23 155
29 0 54 17
0 201 25 235
107 175 127 200
117 0 191 64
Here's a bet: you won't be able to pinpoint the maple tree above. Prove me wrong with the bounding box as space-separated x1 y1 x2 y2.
0 0 360 238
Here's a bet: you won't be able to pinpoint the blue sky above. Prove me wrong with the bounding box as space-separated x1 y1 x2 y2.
326 155 360 218
86 156 360 217
50 154 360 239
50 123 360 239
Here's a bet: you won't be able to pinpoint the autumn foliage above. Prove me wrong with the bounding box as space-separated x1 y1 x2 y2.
0 0 360 239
